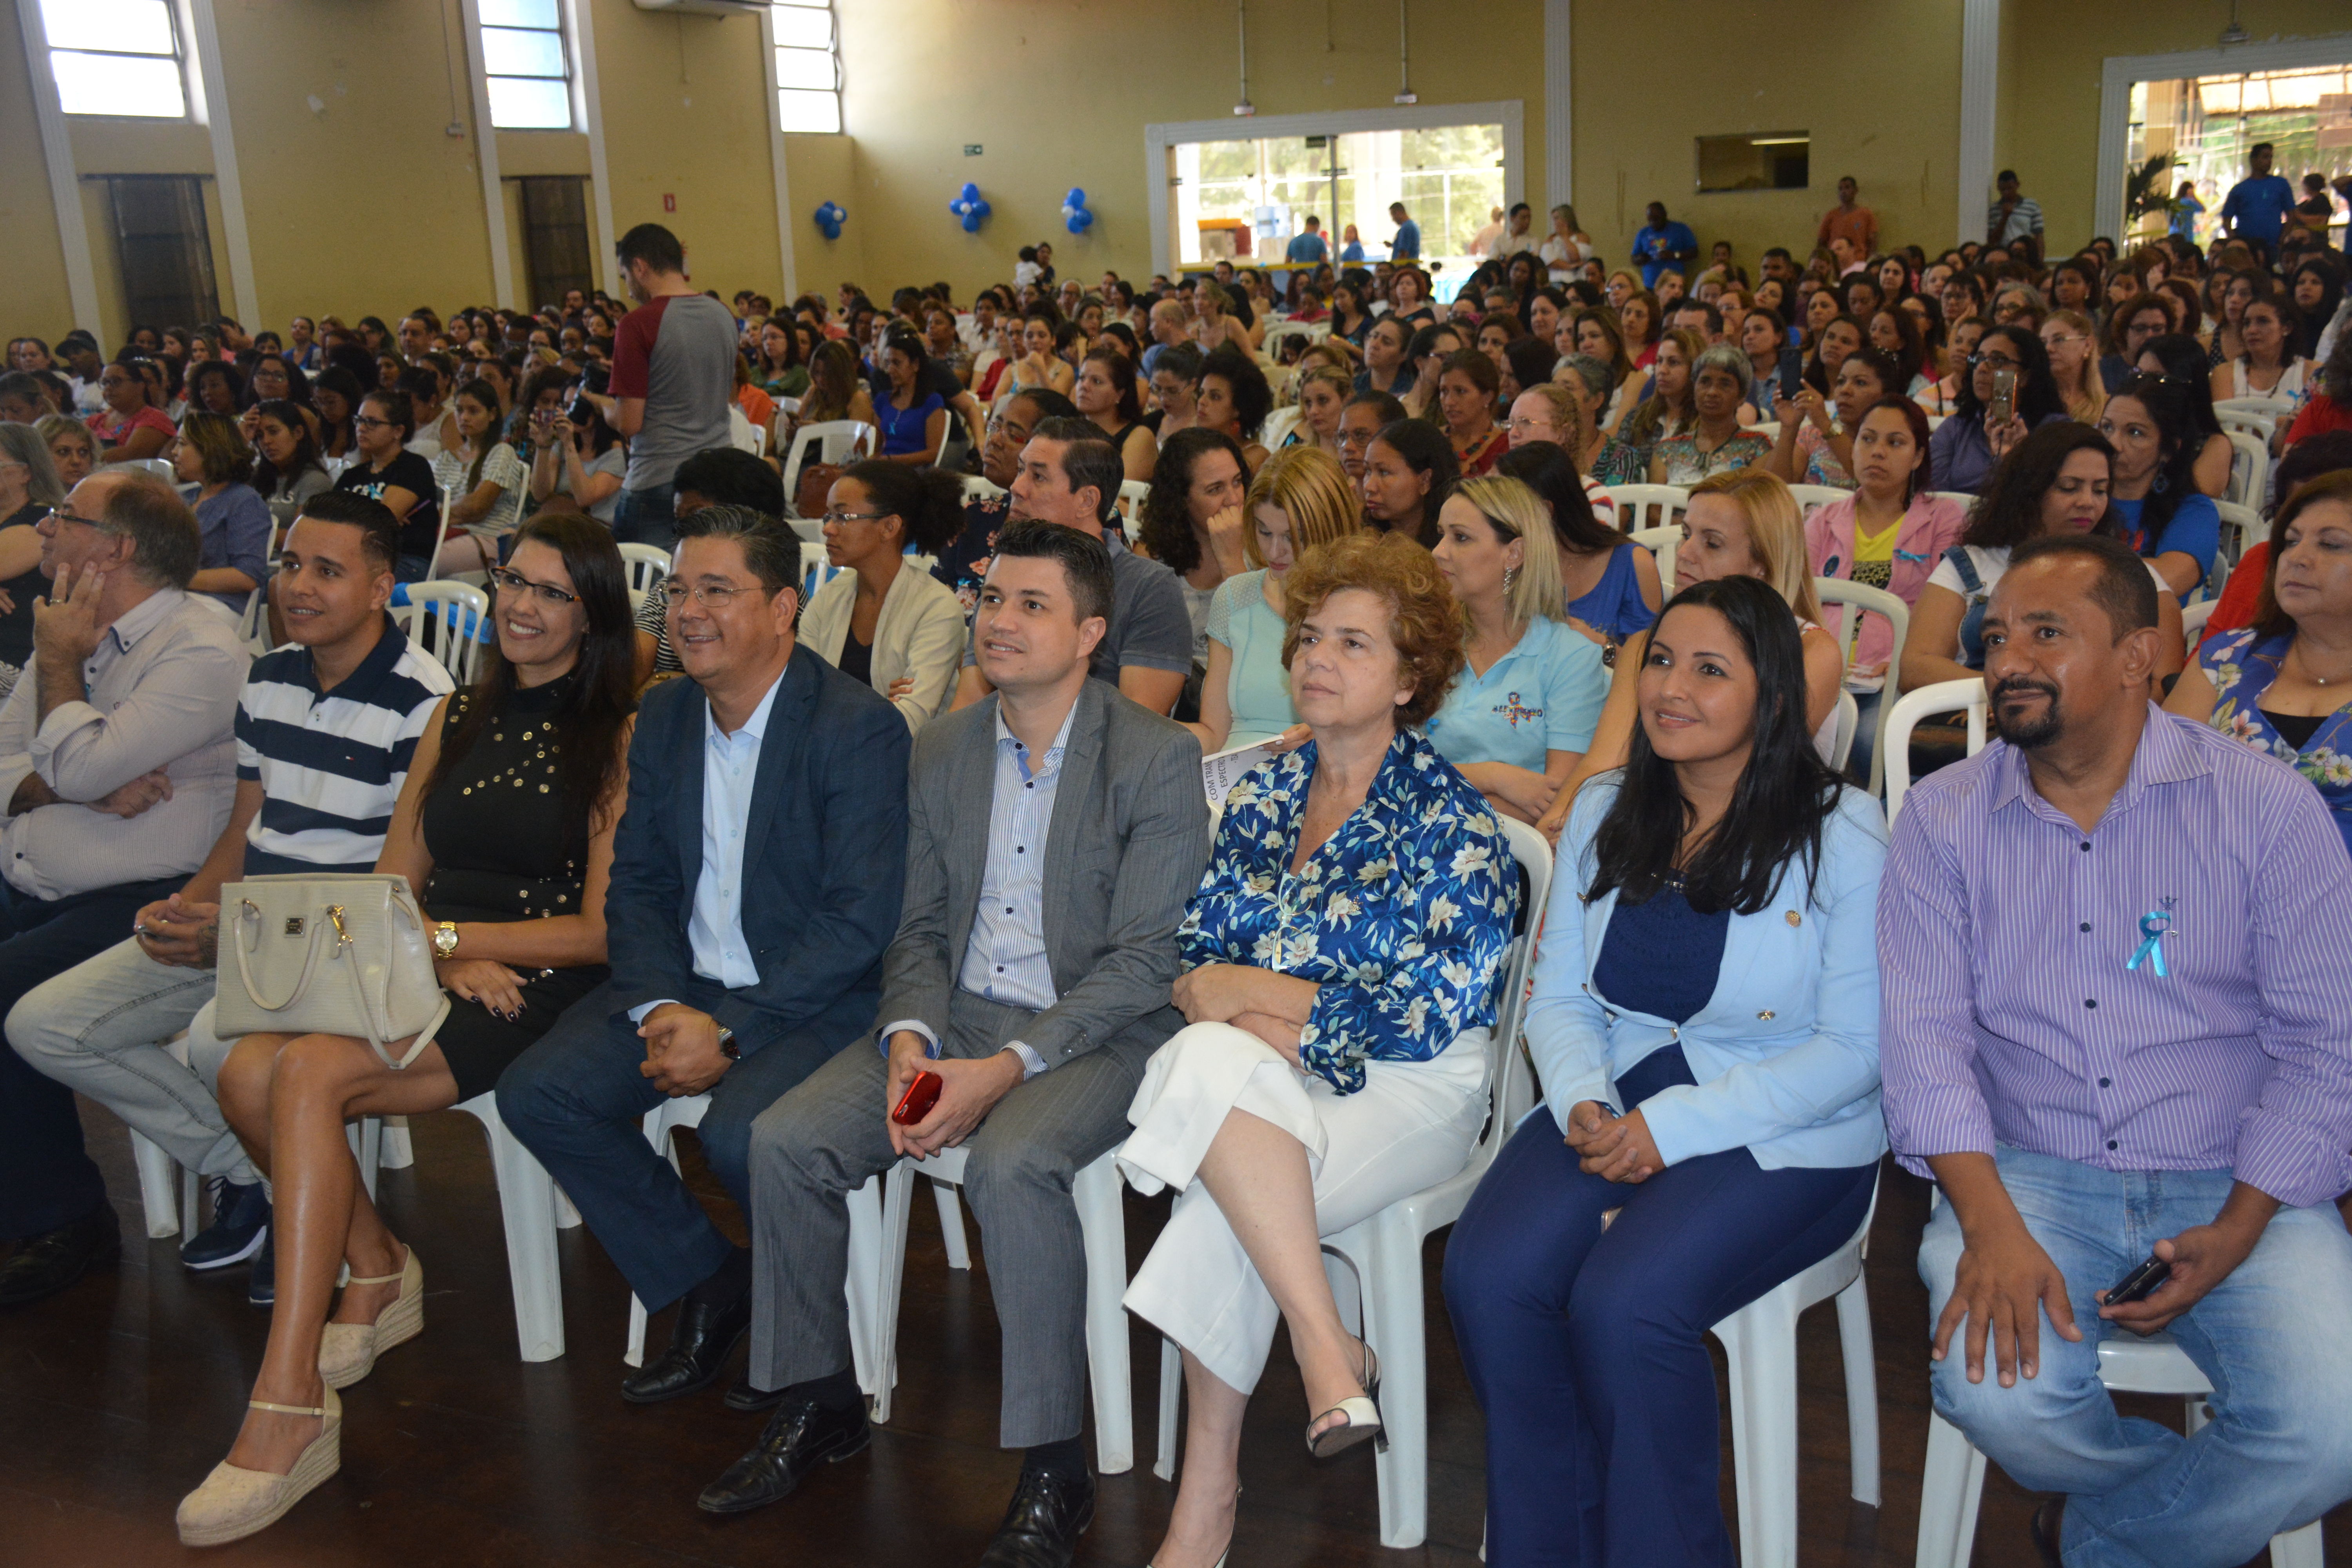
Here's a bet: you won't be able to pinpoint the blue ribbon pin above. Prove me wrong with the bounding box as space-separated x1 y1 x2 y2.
2126 909 2171 977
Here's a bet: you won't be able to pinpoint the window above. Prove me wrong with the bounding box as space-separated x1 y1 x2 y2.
515 177 594 313
107 176 220 330
38 0 188 119
1694 132 1810 193
771 2 840 134
480 0 572 131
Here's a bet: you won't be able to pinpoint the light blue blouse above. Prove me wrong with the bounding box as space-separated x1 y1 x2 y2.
1424 613 1609 773
1179 730 1518 1094
1522 776 1890 1170
1205 568 1297 750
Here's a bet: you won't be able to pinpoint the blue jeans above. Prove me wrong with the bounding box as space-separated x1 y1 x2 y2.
494 979 872 1311
0 874 184 1238
608 484 676 552
1441 1047 1878 1567
1921 1145 2352 1567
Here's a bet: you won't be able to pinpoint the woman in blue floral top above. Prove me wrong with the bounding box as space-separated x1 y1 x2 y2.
2165 471 2352 855
1117 533 1516 1568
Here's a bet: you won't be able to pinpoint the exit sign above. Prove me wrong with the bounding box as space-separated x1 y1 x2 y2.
964 144 983 156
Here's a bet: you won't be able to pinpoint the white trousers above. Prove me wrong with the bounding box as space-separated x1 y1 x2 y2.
1118 1020 1488 1395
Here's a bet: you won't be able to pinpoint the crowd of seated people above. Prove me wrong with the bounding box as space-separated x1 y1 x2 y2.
1 184 2350 1568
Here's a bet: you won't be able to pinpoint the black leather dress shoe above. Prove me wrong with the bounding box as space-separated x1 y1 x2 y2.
621 1283 751 1403
0 1201 121 1308
724 1374 787 1413
976 1464 1095 1568
696 1396 870 1514
2029 1496 2065 1568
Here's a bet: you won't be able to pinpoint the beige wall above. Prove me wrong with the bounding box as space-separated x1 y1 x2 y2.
10 0 2350 354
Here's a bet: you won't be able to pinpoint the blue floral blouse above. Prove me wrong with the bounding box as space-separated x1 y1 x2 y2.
1178 728 1519 1093
2200 626 2352 856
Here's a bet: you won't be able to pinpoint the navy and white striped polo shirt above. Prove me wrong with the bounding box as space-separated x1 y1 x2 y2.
236 613 456 873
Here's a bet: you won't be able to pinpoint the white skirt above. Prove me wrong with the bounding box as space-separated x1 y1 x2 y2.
1118 1020 1490 1394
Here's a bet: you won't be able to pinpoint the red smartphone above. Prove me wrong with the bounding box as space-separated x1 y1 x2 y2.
891 1069 943 1126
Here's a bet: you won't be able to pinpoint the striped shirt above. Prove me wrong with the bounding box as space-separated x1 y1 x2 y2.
236 614 455 873
1878 706 2352 1209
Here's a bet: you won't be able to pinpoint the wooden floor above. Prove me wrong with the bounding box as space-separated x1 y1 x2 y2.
3 1100 2344 1567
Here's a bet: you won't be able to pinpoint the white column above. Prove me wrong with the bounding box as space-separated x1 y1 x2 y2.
185 0 260 329
15 1 103 333
456 0 517 310
1956 0 2000 245
1543 0 1571 207
568 0 617 297
759 4 800 302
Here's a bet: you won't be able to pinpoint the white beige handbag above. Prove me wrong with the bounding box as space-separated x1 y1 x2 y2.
214 874 451 1069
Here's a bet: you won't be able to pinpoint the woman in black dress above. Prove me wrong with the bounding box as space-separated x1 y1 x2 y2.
183 512 635 1546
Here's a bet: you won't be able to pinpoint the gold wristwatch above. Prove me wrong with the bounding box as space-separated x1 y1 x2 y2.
432 921 460 958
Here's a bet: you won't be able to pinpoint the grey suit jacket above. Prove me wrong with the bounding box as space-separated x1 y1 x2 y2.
877 677 1209 1068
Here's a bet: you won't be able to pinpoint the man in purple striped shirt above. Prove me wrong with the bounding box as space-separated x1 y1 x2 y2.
1880 534 2352 1568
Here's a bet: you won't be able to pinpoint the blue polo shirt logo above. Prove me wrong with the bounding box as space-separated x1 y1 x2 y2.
1495 691 1543 729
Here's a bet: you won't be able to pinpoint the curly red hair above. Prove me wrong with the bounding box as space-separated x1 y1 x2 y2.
1280 531 1466 728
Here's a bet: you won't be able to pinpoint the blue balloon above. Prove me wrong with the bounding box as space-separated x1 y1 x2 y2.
960 181 981 202
1065 187 1086 207
962 211 983 233
812 200 846 240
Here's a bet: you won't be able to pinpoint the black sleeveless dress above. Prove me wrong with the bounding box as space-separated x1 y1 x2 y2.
420 674 612 1102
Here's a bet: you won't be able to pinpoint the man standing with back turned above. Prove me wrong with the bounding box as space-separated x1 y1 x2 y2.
1880 533 2352 1568
584 223 736 552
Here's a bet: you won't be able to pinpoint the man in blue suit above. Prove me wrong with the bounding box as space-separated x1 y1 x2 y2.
499 503 909 1406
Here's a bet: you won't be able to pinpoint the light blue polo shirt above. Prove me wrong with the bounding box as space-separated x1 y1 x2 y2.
1424 614 1609 773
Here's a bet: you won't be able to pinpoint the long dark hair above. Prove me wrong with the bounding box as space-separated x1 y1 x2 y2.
1953 324 2062 426
1584 575 1843 916
1962 421 2117 550
1139 426 1249 573
836 459 965 555
246 398 323 495
452 377 507 495
2104 372 2201 559
1368 418 1457 547
313 366 364 454
2133 332 2223 440
1493 440 1616 557
425 512 636 848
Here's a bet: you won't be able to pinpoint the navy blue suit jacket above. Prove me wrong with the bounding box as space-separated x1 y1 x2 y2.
604 643 910 1053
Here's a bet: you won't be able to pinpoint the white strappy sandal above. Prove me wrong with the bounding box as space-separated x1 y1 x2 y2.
1305 1343 1387 1459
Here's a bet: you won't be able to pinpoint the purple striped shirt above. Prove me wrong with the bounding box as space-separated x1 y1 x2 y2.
1878 705 2352 1209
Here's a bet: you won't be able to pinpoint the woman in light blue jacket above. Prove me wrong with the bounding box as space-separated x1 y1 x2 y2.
1442 575 1887 1568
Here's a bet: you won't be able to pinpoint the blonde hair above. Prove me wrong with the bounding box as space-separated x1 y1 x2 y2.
1243 445 1361 569
1514 380 1578 431
1454 475 1565 629
1293 363 1353 412
2043 308 2107 425
1686 468 1822 624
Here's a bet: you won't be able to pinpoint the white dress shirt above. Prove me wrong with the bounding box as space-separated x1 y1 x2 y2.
628 671 781 1024
881 701 1075 1078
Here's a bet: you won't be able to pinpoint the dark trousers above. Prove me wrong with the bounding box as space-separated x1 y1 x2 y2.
0 874 183 1239
495 979 872 1312
608 484 676 552
1441 1048 1877 1568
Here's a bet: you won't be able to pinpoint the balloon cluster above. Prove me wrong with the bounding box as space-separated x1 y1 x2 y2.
1061 187 1095 236
812 201 847 241
950 183 991 233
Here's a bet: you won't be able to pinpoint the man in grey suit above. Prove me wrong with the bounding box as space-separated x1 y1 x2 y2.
698 520 1210 1568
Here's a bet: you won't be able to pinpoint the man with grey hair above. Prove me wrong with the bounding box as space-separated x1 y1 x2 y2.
0 468 247 1307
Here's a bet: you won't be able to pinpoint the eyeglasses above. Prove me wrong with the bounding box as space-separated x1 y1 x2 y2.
1337 428 1379 450
984 417 1032 439
352 416 396 430
42 506 108 531
659 580 762 610
820 509 892 528
1968 352 2023 369
488 567 579 606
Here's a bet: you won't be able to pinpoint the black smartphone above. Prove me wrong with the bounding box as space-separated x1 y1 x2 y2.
1776 347 1804 403
2105 1253 2171 1306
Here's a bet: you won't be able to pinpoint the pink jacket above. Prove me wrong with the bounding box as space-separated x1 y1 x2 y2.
1804 494 1967 671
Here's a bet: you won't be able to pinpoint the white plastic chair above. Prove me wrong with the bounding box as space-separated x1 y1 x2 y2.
960 475 1006 505
865 1143 1134 1472
1118 478 1151 543
450 1091 571 1361
2224 430 2269 509
1884 677 1988 828
394 582 488 685
2212 397 2281 443
1259 406 1303 449
1630 524 1684 579
617 542 670 593
2181 597 2217 644
1748 420 1782 442
1815 579 1911 797
126 1035 201 1239
1147 818 1553 1545
1829 690 1860 773
1710 1173 1883 1568
618 1093 891 1404
1595 483 1690 534
781 421 878 517
799 540 849 600
234 585 273 656
1786 483 1849 515
1914 1324 2321 1568
2215 500 2263 568
1926 490 1976 512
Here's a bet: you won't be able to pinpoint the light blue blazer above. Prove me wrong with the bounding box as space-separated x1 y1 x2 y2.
1522 776 1890 1171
